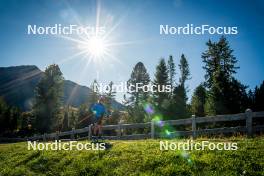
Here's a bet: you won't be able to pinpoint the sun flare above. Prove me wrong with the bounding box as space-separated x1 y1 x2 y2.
77 36 108 59
58 1 134 70
87 36 106 58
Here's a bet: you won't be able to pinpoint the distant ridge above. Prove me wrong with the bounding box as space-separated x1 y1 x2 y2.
0 65 123 111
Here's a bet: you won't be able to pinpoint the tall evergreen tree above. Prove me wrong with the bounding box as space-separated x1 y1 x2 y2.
153 58 170 114
167 55 176 96
202 36 238 88
126 62 150 123
127 62 150 106
172 54 191 119
33 64 64 133
202 36 240 115
179 54 190 86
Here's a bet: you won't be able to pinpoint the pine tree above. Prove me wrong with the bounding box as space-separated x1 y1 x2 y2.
218 36 239 79
127 62 150 106
126 62 150 123
167 55 176 96
191 84 206 117
202 36 240 115
202 39 219 88
172 54 191 119
33 64 64 133
179 54 190 86
153 58 170 117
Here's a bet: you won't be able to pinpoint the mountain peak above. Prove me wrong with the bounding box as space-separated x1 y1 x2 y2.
0 65 123 111
0 65 40 71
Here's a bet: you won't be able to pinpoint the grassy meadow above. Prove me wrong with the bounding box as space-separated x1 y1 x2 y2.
0 136 263 176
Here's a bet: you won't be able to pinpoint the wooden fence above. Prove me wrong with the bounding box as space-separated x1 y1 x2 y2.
2 109 264 142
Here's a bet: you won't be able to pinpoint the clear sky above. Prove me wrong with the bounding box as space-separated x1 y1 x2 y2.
0 0 263 102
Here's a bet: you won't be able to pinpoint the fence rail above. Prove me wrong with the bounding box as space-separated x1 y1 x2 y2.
1 109 264 142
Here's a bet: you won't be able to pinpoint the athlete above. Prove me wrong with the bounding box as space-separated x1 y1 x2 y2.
90 96 109 140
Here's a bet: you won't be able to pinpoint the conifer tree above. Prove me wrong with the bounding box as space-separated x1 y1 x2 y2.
33 64 64 133
191 84 206 117
126 62 150 123
153 58 170 114
179 54 190 86
127 62 150 106
167 55 176 96
202 36 240 115
172 54 191 118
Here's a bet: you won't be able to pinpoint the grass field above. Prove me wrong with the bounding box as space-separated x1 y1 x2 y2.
0 136 263 176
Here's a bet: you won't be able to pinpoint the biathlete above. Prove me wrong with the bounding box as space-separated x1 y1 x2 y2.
90 96 110 142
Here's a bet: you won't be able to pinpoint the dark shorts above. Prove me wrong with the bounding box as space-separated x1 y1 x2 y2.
92 116 103 125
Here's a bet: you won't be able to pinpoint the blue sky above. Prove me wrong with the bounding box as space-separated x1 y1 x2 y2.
0 0 263 102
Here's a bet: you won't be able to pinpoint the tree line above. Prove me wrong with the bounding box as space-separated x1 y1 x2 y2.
0 36 263 137
125 36 264 123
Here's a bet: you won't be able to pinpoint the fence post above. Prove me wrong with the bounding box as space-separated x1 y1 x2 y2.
55 131 59 141
43 133 46 142
151 120 155 139
192 115 196 139
245 109 253 137
71 128 75 140
118 122 122 139
88 125 92 140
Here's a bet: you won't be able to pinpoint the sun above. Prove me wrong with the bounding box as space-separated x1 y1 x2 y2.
86 36 107 58
58 1 137 69
77 36 107 59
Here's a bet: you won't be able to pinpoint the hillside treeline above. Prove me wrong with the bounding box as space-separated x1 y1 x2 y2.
0 36 263 137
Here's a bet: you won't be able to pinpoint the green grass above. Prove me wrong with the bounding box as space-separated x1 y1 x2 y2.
0 136 263 176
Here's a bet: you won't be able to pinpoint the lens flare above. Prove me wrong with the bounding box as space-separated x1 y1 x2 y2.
187 158 192 164
153 115 161 122
180 151 193 165
144 103 154 114
153 115 165 127
158 120 165 127
181 151 189 159
165 129 171 136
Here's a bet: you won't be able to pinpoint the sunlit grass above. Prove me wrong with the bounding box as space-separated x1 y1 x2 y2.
0 136 263 176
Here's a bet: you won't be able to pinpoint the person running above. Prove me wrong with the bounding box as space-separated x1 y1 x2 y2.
90 96 107 140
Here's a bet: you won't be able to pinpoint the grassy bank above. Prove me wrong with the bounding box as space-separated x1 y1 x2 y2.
0 136 263 176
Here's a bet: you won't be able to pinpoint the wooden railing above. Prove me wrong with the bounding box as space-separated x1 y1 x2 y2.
2 109 264 142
